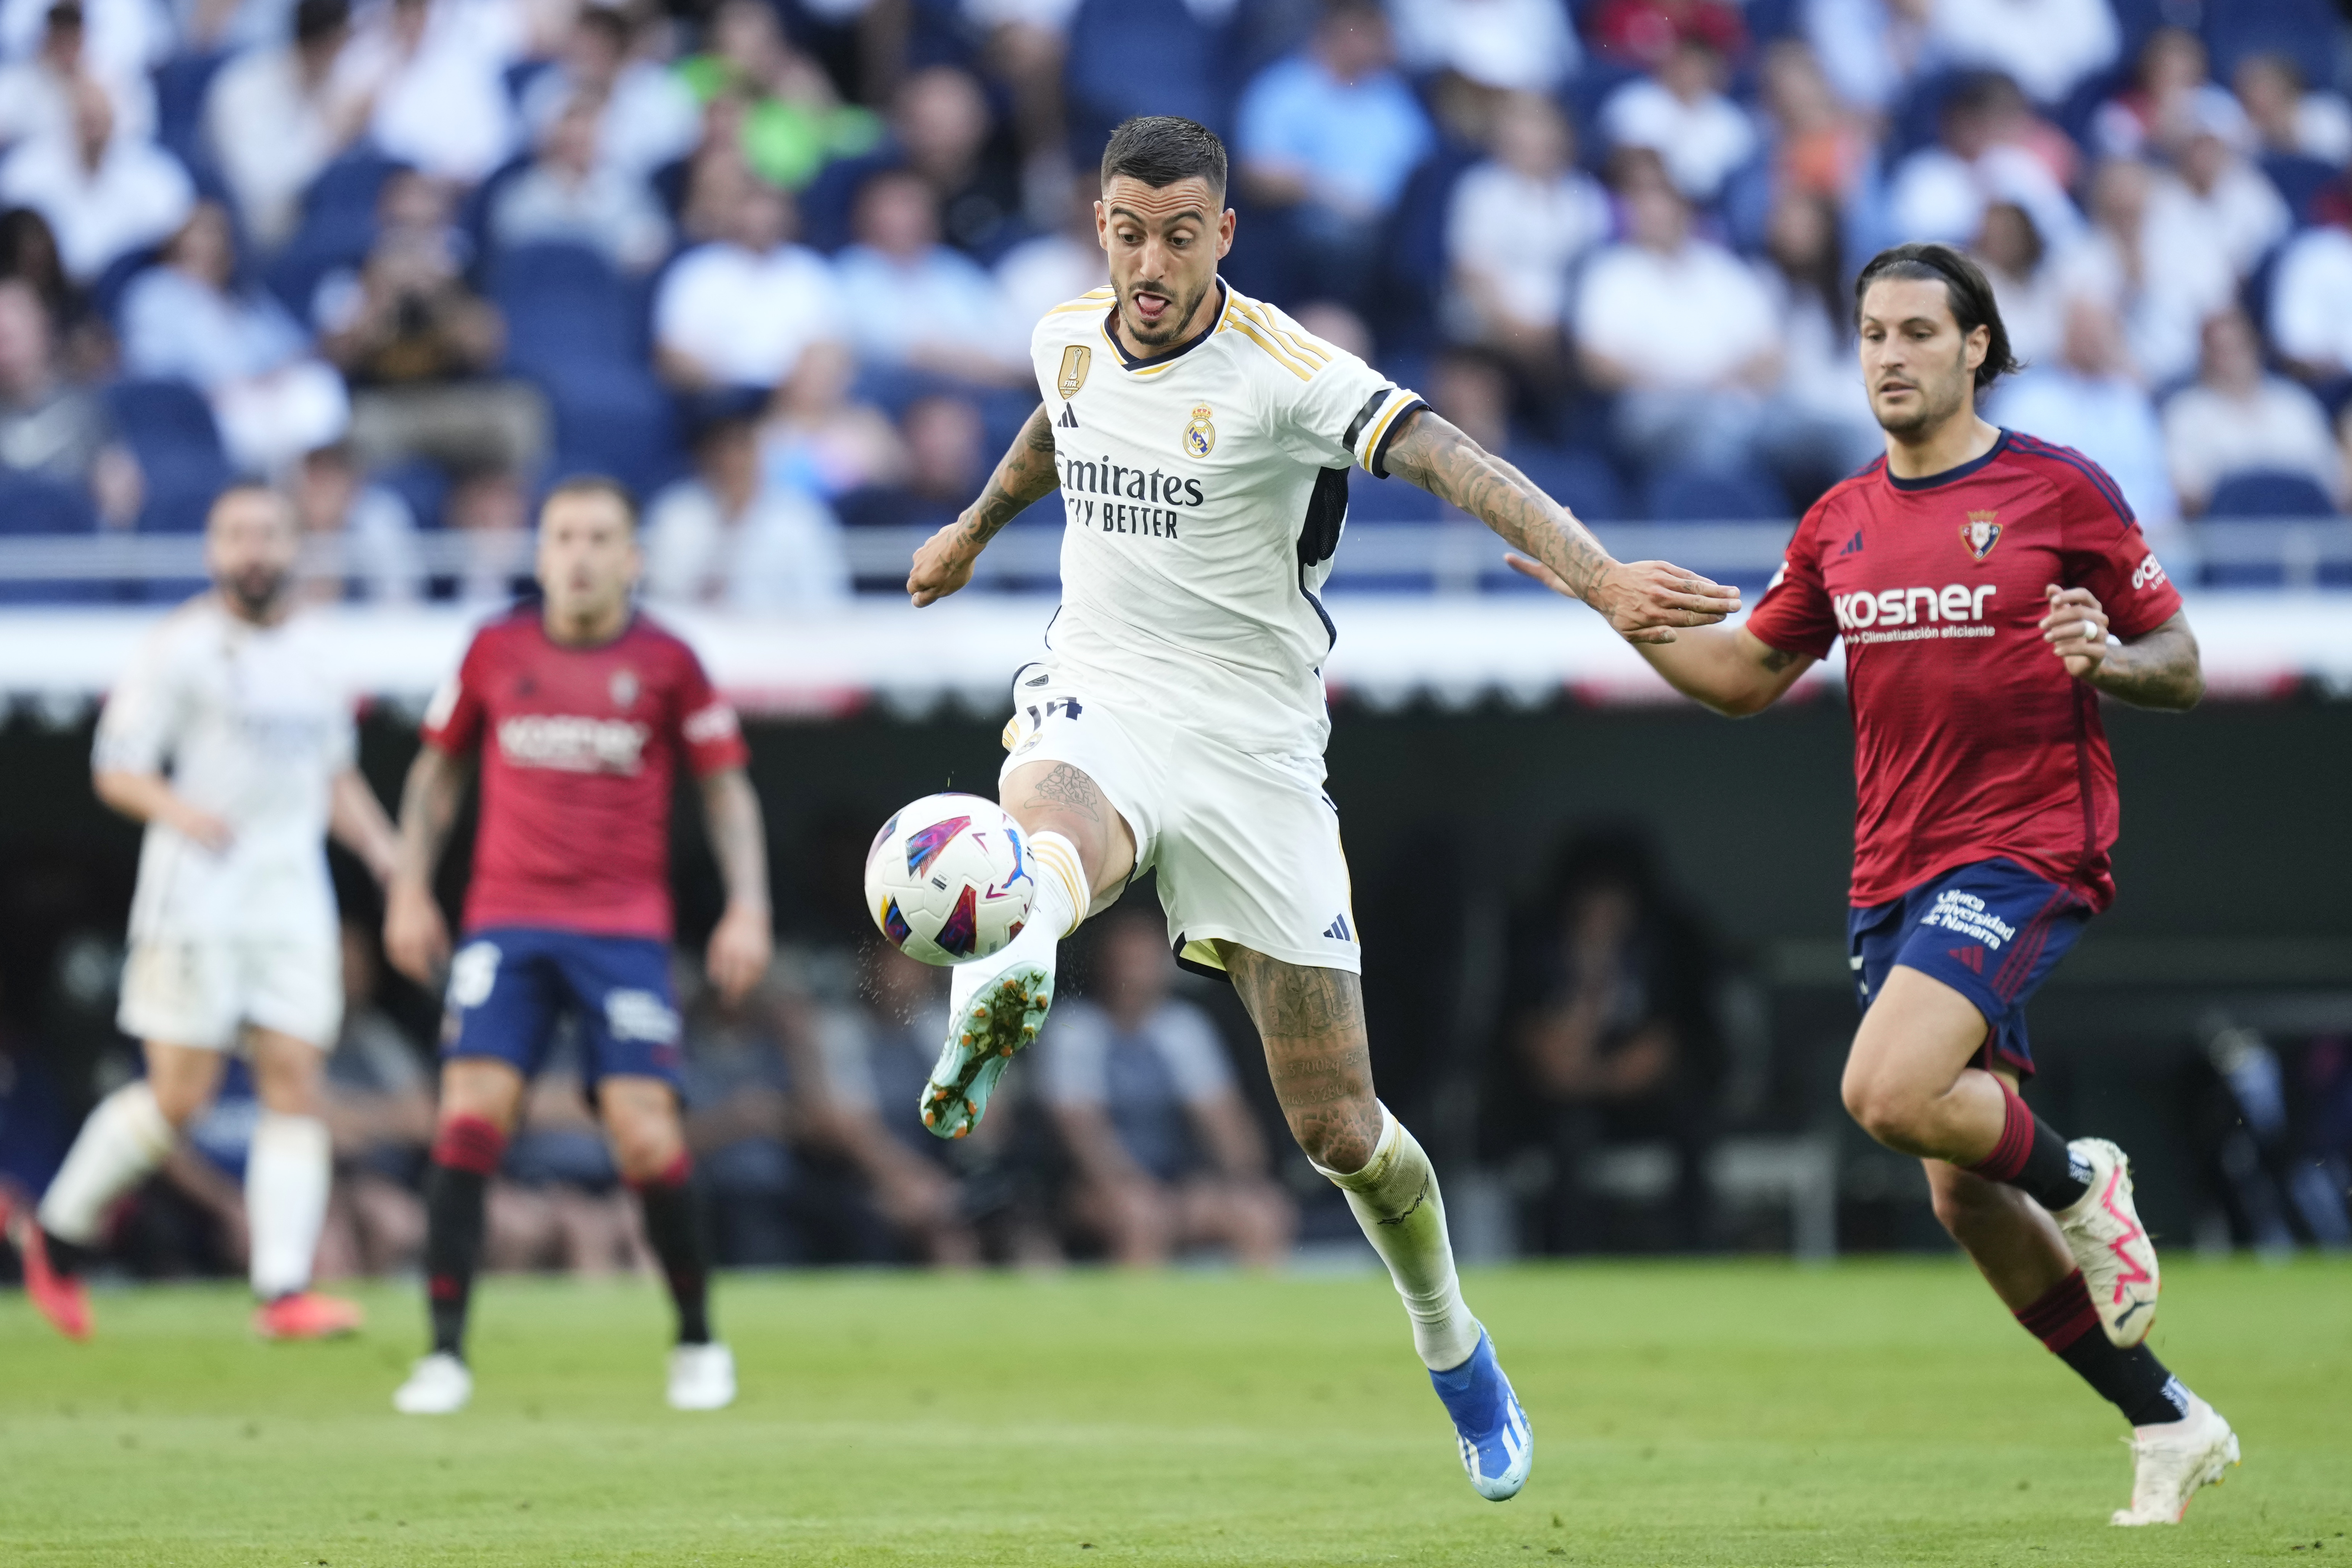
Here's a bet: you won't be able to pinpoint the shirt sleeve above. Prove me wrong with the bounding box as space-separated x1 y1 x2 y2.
1250 300 1427 478
1153 1001 1234 1105
670 643 749 777
1742 503 1840 659
418 632 491 757
90 621 183 776
2059 464 2183 639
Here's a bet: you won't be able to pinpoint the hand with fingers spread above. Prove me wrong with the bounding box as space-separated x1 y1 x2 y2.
2040 584 2111 679
1504 553 1742 644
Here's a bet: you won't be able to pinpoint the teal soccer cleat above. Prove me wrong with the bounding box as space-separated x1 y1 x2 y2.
919 963 1053 1139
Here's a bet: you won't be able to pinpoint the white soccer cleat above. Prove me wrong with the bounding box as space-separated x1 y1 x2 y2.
667 1341 737 1411
392 1352 472 1415
2111 1395 2239 1526
2053 1138 2161 1346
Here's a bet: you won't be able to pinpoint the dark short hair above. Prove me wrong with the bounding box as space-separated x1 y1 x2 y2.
1853 241 2021 390
541 473 638 527
1100 116 1227 201
206 480 291 530
293 0 346 42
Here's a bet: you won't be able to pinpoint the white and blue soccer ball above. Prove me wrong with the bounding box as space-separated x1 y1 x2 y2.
863 792 1037 966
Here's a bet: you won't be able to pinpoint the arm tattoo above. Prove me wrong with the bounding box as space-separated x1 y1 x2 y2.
959 403 1061 548
1020 762 1102 823
1382 408 1614 601
700 769 772 910
1757 645 1799 673
2088 615 2203 711
393 746 473 888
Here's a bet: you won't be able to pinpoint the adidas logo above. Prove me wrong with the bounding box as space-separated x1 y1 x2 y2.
1947 944 1984 973
1324 914 1353 942
1058 403 1079 428
1838 527 1865 556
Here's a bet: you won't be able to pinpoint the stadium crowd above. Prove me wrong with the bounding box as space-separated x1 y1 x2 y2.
0 0 2348 601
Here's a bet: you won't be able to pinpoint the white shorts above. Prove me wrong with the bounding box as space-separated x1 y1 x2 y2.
999 664 1361 976
117 934 343 1051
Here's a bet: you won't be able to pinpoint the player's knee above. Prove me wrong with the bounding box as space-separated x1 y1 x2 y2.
147 1075 211 1127
605 1108 684 1184
1287 1103 1379 1174
1840 1072 1926 1151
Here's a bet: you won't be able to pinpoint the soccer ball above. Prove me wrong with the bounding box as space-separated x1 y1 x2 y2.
864 793 1037 966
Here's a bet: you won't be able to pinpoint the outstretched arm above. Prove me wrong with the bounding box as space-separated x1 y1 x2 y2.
908 402 1060 607
2041 590 2202 711
1506 555 1815 715
1380 407 1741 643
383 745 474 986
698 766 774 1002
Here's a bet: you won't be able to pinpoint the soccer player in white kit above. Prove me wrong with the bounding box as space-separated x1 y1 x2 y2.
904 117 1741 1501
6 485 399 1341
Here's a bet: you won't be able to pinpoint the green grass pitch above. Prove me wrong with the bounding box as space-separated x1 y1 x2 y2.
3 1256 2346 1565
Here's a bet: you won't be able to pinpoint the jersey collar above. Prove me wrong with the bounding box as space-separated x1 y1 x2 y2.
1882 428 2011 492
1100 280 1230 373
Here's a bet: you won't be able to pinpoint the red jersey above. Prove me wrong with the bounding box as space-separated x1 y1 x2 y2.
1744 431 2184 913
421 608 749 939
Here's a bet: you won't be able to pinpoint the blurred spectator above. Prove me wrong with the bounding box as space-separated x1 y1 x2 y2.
119 200 350 472
292 441 422 602
2161 310 2344 517
1757 37 1868 201
964 0 1076 188
2058 156 2233 387
676 0 880 190
0 1 154 154
1922 0 2116 108
317 170 545 478
1969 199 2065 371
1574 153 1778 478
758 338 905 503
1803 0 1929 115
314 917 431 1280
0 77 191 283
518 5 700 179
890 64 1023 261
994 182 1106 330
201 0 369 252
1886 71 2078 249
676 961 802 1267
1236 0 1434 296
2271 215 2352 383
1039 912 1293 1269
2234 52 2352 168
489 95 672 274
837 391 983 532
1386 0 1581 95
1993 297 2178 536
1599 36 1756 204
1585 0 1743 71
340 0 524 185
442 464 529 604
1443 92 1605 371
0 275 139 519
834 169 1026 385
2091 27 2225 161
806 943 990 1266
0 203 109 377
654 164 843 393
643 407 852 610
1753 189 1881 502
2169 97 2290 278
1498 828 1720 1253
0 0 169 90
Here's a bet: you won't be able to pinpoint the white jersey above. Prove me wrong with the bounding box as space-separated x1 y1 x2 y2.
93 598 356 944
1028 282 1425 756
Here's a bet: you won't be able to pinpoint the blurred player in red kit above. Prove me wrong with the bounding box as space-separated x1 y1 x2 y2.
381 476 773 1415
1513 243 2237 1526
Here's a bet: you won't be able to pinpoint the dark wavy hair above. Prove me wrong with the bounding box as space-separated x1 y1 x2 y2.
1853 241 2021 390
1100 116 1228 201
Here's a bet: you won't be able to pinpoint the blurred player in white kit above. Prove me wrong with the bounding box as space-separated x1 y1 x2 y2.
4 485 399 1340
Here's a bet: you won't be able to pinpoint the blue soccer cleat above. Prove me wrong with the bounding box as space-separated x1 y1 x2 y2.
1430 1329 1533 1501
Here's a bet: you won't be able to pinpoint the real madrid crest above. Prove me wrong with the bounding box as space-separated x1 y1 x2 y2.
1182 404 1216 459
610 667 639 709
1959 509 2001 561
1056 344 1091 400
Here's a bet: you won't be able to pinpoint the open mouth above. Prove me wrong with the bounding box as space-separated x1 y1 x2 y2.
1131 290 1173 327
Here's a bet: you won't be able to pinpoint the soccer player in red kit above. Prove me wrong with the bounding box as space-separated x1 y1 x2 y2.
1512 243 2237 1526
381 476 774 1416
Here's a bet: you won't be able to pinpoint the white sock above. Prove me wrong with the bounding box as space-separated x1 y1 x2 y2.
245 1112 332 1300
948 828 1083 1016
37 1081 176 1246
1316 1103 1483 1372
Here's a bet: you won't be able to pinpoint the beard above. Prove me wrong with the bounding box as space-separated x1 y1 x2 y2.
1121 277 1209 347
223 564 288 619
1872 374 1967 439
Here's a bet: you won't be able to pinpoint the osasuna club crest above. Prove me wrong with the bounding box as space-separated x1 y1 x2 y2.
1960 509 2001 561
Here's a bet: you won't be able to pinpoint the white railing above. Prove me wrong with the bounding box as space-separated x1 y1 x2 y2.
0 519 2346 592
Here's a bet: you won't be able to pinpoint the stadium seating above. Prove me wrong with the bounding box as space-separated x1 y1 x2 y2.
491 243 682 497
2206 470 2339 520
1644 466 1791 523
102 380 238 531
